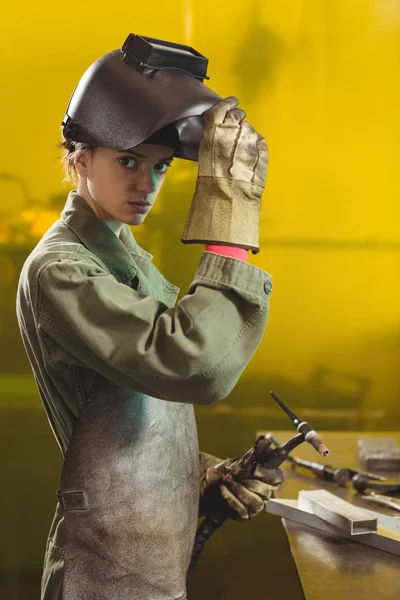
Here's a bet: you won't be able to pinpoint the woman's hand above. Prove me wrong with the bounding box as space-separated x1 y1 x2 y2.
199 456 283 521
181 96 269 254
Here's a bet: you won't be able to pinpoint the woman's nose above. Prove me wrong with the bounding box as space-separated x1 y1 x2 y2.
136 168 156 194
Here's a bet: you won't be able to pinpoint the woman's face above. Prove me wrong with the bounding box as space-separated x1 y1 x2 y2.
75 143 174 227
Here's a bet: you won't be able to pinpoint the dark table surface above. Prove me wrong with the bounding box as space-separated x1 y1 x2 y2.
259 431 400 600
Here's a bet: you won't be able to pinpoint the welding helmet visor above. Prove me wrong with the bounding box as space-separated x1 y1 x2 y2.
62 34 223 161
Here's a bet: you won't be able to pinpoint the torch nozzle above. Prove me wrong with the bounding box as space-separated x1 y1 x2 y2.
305 431 330 457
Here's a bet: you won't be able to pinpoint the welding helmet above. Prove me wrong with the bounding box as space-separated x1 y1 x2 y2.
61 34 223 161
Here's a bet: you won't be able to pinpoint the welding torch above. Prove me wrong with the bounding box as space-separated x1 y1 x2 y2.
267 434 400 517
267 433 387 487
187 391 329 582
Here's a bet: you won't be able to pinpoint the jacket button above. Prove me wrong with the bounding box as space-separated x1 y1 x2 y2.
264 281 272 294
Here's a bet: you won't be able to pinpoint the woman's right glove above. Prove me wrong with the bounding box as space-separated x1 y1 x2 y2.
181 96 269 254
199 455 283 522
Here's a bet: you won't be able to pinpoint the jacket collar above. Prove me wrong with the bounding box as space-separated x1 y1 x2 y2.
61 191 153 283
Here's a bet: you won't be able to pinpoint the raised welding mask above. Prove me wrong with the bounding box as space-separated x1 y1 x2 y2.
61 34 223 161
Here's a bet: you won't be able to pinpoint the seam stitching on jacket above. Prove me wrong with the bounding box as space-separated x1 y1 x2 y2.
202 252 273 278
39 314 75 332
68 365 86 410
38 328 55 363
190 275 269 303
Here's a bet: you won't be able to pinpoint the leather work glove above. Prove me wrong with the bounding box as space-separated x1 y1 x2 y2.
181 95 268 254
199 452 283 522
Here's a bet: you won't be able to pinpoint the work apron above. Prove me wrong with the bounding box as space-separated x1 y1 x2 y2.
57 376 199 600
56 260 200 599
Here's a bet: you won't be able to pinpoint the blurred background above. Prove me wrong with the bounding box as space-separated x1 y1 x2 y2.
1 0 399 598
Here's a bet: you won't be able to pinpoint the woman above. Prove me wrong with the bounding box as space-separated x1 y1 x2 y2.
16 34 282 600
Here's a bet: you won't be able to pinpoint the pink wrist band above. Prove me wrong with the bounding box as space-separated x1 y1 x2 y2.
205 244 249 262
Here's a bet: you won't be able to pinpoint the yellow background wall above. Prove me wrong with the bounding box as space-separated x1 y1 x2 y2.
1 0 399 415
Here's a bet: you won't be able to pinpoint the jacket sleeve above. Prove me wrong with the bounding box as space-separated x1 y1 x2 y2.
38 250 272 405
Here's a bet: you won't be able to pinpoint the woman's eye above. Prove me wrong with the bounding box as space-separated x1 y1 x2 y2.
154 162 171 174
119 157 171 173
119 157 137 169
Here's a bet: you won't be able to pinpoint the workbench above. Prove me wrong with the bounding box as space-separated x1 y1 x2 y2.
266 431 400 600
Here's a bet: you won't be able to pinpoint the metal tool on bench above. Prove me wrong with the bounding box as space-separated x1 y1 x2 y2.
352 473 400 494
360 492 400 513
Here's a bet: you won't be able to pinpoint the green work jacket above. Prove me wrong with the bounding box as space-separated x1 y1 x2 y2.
16 191 273 600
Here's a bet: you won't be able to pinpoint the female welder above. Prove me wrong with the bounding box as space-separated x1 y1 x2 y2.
16 33 282 600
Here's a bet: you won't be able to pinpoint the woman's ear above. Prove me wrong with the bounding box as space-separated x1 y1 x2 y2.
74 149 91 178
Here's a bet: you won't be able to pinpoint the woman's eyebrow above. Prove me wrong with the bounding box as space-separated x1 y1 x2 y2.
115 149 174 162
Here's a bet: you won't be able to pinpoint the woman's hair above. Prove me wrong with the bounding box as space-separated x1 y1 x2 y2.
58 138 96 185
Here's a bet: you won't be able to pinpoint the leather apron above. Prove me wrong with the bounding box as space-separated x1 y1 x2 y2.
57 264 200 600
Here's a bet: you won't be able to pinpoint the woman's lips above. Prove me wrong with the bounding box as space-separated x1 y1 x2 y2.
127 201 151 213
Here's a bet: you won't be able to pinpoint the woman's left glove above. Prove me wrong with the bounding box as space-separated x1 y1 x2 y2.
199 455 283 522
